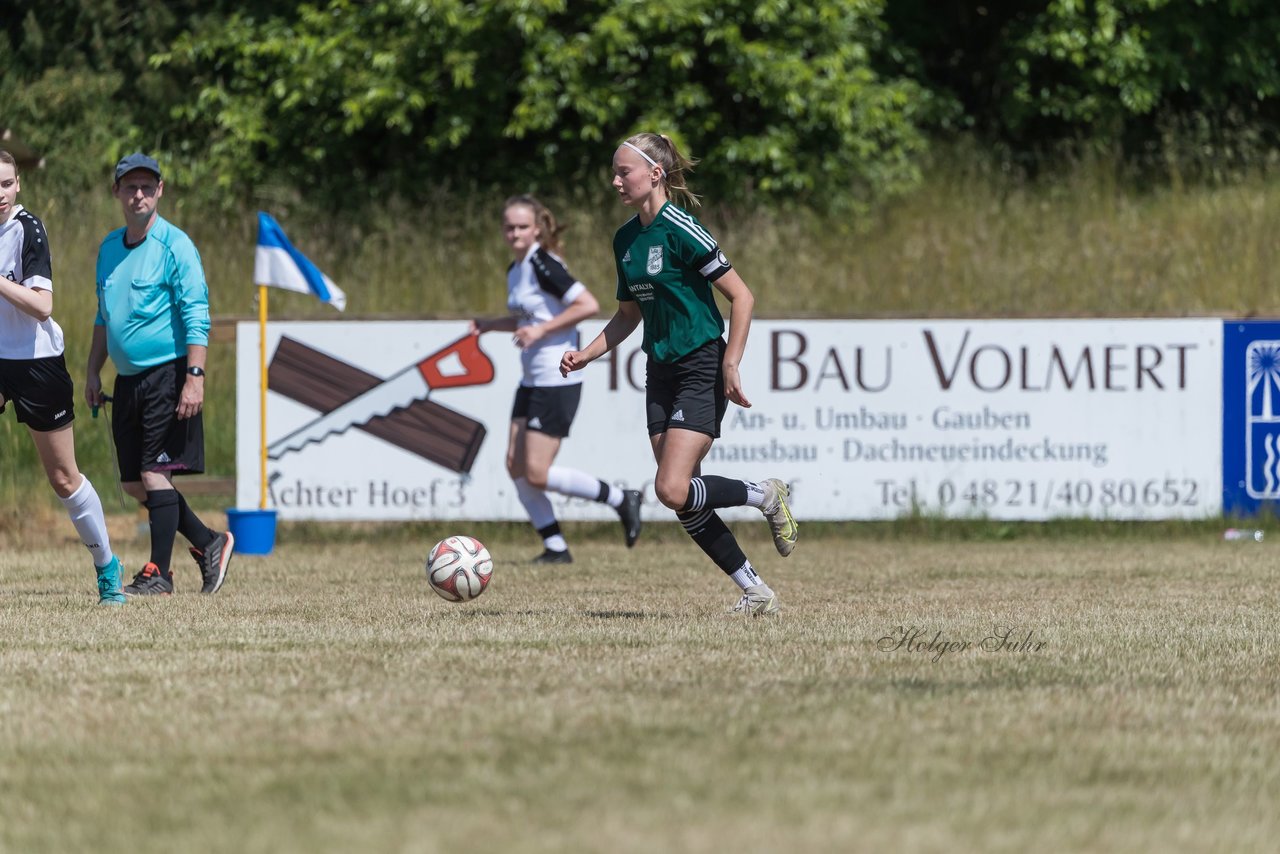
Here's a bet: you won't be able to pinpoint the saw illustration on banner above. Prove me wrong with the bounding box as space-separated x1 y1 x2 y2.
267 334 496 472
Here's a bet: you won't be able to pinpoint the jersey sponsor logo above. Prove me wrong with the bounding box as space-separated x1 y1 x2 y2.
671 409 685 422
627 281 655 302
646 246 664 276
622 249 631 263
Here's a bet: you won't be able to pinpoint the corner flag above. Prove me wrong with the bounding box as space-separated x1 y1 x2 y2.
254 211 346 311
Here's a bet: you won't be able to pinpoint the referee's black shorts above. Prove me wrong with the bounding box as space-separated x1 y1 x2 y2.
645 337 727 438
112 359 205 482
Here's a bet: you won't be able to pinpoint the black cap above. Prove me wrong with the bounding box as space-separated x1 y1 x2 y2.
114 153 162 183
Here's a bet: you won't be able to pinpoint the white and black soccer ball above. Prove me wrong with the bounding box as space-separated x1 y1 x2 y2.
426 535 493 602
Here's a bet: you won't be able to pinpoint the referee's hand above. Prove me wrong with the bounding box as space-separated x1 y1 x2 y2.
177 375 204 420
84 373 105 408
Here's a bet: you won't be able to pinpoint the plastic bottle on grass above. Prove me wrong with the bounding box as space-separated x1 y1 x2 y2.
1223 528 1264 542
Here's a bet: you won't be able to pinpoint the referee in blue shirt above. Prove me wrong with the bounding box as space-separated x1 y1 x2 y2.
85 153 234 596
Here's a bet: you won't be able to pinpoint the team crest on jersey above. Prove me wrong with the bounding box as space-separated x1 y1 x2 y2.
646 246 664 275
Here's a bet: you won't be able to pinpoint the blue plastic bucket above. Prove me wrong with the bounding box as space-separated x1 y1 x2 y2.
225 508 278 555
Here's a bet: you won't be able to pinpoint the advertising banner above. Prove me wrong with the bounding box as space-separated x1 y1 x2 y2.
236 319 1224 521
1222 320 1280 516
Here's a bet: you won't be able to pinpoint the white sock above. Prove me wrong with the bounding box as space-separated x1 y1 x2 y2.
729 561 765 591
59 475 114 567
744 481 766 508
544 534 569 552
546 466 620 506
514 477 557 529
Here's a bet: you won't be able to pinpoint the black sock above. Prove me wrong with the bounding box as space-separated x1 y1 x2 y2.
176 491 216 550
145 489 181 576
682 476 749 512
676 508 748 576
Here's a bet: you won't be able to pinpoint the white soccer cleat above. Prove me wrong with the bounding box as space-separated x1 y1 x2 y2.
728 584 780 616
759 478 798 557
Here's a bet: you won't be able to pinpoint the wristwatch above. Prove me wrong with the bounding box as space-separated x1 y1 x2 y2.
186 366 206 377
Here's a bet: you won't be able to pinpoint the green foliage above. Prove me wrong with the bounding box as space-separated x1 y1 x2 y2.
146 0 933 211
11 1 1280 206
0 0 292 190
1001 0 1280 136
2 67 130 189
153 0 520 199
502 0 937 207
885 0 1280 167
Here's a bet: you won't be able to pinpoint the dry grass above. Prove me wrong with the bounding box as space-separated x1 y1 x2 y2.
2 523 1278 853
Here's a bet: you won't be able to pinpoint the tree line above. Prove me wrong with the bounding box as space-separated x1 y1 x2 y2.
5 0 1277 211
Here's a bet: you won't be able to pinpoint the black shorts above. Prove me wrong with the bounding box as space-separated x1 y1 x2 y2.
0 354 76 432
511 384 582 438
112 359 205 481
646 337 727 438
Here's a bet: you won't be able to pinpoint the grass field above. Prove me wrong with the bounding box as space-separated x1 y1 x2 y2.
3 519 1278 853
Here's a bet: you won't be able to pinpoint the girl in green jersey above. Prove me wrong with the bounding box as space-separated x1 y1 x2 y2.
561 133 798 616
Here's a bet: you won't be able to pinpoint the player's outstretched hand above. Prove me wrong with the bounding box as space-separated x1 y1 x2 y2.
560 350 589 377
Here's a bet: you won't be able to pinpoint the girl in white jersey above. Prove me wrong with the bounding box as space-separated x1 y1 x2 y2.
0 150 125 605
560 134 798 616
470 195 642 562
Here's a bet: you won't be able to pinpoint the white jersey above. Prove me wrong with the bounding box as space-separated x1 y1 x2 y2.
0 205 65 359
507 242 587 387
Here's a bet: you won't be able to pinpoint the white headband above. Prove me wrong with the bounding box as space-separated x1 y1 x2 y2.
622 141 665 178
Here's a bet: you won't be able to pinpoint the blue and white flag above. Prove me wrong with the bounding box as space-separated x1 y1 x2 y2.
254 212 346 311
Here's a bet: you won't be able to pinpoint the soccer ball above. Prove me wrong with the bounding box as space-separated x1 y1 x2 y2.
426 535 493 602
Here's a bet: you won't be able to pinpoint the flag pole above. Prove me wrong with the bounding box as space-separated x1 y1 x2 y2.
258 284 269 510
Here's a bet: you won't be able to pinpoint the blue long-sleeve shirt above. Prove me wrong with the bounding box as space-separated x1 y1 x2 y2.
94 216 210 376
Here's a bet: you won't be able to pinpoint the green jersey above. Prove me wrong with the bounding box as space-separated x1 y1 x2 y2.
613 202 732 363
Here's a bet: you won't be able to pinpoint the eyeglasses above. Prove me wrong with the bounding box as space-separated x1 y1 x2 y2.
119 183 159 197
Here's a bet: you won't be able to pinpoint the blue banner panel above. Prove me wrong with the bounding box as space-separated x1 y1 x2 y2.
1222 320 1280 517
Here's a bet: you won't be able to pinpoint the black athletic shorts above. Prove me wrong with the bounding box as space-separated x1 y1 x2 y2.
646 337 727 438
0 354 76 432
511 383 582 438
112 359 204 481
